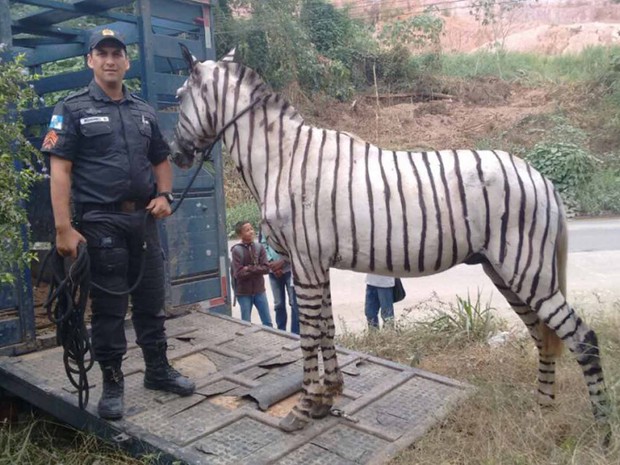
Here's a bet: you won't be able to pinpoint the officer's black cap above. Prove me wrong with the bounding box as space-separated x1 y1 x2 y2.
89 29 127 51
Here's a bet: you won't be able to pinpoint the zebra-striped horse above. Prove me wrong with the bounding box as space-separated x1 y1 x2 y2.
171 49 607 432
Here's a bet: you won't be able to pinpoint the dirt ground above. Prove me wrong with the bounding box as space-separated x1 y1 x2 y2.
306 79 554 152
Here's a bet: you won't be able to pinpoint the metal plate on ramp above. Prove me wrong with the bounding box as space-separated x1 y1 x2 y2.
0 311 472 464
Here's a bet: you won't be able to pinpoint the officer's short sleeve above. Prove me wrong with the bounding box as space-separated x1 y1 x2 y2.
148 117 170 166
41 101 78 160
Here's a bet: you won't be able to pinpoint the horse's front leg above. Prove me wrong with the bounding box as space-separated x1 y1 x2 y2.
310 280 343 419
279 277 326 432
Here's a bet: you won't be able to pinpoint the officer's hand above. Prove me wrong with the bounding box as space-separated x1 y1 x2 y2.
55 226 86 258
147 197 172 219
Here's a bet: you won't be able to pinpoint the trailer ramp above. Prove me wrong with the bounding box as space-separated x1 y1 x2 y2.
0 311 471 464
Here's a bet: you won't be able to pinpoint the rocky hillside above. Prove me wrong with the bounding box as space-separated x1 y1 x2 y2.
332 0 620 54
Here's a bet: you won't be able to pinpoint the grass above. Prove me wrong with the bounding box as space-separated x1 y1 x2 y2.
417 291 499 343
0 414 150 465
440 46 620 84
338 297 620 465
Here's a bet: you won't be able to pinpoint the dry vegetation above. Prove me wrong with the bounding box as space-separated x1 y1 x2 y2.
338 298 620 465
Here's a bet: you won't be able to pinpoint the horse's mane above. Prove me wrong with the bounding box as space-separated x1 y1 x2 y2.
217 61 304 125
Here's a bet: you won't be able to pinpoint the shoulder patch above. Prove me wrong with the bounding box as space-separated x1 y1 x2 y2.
49 114 63 130
42 130 59 151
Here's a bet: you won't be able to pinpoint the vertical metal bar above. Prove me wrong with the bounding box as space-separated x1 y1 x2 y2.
212 141 231 315
137 0 175 310
198 0 230 314
0 0 11 48
136 0 157 108
16 238 35 347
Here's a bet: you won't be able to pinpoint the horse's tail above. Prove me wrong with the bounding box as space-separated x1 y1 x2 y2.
540 194 566 358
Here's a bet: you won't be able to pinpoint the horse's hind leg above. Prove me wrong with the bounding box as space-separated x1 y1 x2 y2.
532 290 607 420
482 261 560 406
485 261 607 421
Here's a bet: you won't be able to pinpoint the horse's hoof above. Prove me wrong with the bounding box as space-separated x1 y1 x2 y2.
279 412 310 432
310 403 332 419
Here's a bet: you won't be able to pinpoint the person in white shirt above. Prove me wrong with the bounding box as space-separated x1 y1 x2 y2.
364 273 395 329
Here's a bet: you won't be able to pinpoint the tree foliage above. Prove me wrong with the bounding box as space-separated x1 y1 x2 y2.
469 0 532 26
213 0 445 98
378 12 443 51
214 0 378 99
0 51 42 284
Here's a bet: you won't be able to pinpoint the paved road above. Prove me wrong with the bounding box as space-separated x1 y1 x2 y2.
567 217 620 252
228 218 620 334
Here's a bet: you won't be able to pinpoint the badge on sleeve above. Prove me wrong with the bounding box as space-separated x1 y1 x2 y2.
49 114 63 130
42 130 59 150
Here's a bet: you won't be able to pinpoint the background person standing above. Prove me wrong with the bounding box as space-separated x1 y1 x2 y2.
364 273 395 329
260 234 299 335
230 221 273 327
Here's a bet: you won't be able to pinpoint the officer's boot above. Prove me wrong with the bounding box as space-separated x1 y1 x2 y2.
142 342 195 396
97 360 124 420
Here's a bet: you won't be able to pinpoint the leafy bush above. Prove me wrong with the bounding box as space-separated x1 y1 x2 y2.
0 52 43 284
525 141 597 197
576 169 620 215
225 201 261 238
375 44 417 88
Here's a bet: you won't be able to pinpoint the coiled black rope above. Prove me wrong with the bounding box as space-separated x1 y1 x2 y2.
41 242 93 410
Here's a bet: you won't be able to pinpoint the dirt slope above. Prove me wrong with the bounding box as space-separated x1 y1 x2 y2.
303 81 554 153
333 0 620 55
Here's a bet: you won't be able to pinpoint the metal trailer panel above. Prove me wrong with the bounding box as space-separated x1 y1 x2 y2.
1 0 230 352
0 312 473 464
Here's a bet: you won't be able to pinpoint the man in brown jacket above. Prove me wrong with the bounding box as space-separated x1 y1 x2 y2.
230 221 273 326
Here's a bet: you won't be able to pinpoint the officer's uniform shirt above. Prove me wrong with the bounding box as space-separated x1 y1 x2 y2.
41 80 170 205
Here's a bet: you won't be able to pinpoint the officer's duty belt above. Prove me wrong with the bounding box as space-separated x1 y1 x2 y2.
79 199 150 214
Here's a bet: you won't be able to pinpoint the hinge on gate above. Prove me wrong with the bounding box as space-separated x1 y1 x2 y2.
112 432 131 443
330 408 359 423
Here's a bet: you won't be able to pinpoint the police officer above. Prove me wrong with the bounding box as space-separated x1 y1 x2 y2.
42 29 195 420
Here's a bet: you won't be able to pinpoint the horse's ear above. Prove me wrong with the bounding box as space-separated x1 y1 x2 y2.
179 43 198 72
220 48 238 63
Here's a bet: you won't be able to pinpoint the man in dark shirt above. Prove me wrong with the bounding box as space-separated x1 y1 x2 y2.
42 29 194 420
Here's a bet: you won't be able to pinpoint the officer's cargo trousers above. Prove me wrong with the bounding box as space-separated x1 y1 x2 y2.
79 209 166 362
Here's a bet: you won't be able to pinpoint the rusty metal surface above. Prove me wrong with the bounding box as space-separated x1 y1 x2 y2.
0 310 472 465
